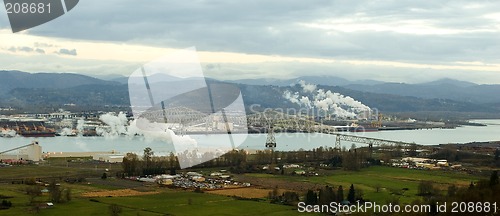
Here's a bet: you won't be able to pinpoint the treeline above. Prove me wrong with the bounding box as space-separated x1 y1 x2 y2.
121 147 180 176
120 145 379 177
25 179 72 213
404 171 500 216
190 145 374 173
304 184 362 205
267 171 499 215
430 147 500 167
267 184 363 207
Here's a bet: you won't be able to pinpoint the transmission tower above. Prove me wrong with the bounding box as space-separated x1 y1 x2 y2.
265 125 277 149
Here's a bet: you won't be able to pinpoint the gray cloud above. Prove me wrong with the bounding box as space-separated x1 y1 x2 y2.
56 48 77 56
0 52 136 75
1 0 500 83
35 48 45 54
15 0 498 63
203 62 500 84
34 42 55 48
17 46 34 52
6 46 45 54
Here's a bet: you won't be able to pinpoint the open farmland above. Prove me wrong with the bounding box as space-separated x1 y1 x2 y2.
0 179 303 216
205 187 293 199
238 166 483 204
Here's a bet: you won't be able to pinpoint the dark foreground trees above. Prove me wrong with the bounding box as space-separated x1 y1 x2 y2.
303 184 363 206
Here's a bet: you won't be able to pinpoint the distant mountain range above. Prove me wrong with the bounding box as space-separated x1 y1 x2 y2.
226 75 386 87
0 70 119 96
226 76 500 104
1 70 499 116
342 80 500 104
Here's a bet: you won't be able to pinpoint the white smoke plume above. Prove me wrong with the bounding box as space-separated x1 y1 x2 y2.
299 96 312 108
76 118 85 135
97 112 129 137
128 118 198 152
283 91 300 104
96 112 199 153
283 80 371 119
1 128 16 137
59 128 74 136
299 80 317 93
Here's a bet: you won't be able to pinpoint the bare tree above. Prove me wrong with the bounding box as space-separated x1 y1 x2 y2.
122 153 140 176
109 204 122 216
26 185 42 204
48 180 62 203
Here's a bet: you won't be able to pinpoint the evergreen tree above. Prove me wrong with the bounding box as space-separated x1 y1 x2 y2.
318 185 335 205
468 181 475 190
305 190 318 205
143 147 154 169
347 184 356 203
490 170 499 187
337 185 344 202
318 187 326 205
447 184 458 197
325 186 336 203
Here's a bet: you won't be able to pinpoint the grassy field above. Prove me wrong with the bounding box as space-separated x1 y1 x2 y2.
0 164 485 215
91 191 300 216
0 163 117 181
243 166 483 204
0 180 302 216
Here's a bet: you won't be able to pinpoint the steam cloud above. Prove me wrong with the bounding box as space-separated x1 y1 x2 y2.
76 118 85 135
299 80 317 93
97 112 129 137
59 128 74 136
94 112 198 155
1 128 16 137
283 80 371 119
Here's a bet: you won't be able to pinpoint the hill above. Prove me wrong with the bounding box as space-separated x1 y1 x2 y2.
1 71 499 116
343 80 500 104
0 70 120 97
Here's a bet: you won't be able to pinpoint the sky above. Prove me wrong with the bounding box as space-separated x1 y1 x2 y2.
1 0 500 84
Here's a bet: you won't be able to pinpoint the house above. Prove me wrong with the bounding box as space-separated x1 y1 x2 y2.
186 172 202 177
283 164 300 169
220 175 231 179
158 179 173 186
436 160 449 167
192 176 205 182
293 170 306 175
36 202 54 209
210 172 223 177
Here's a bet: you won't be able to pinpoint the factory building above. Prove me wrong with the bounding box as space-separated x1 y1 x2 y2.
0 141 43 161
92 154 125 163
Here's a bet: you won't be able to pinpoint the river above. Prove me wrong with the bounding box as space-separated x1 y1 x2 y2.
1 120 499 155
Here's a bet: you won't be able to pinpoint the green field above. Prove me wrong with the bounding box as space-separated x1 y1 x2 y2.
245 166 482 204
0 163 115 180
0 165 485 215
0 182 302 216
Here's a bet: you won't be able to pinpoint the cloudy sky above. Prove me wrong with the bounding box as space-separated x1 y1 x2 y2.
1 0 500 83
